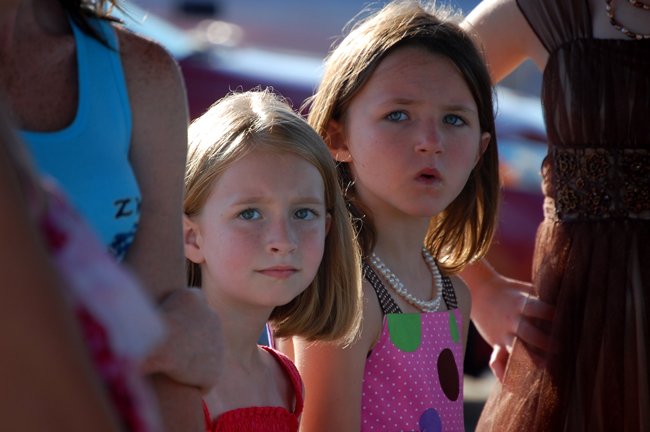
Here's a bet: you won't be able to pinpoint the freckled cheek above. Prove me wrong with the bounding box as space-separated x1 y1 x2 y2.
353 141 407 176
349 128 396 162
296 225 327 270
206 225 263 270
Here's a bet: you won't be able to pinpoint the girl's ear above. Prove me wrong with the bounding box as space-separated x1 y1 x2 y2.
326 119 351 162
183 214 205 264
475 131 491 166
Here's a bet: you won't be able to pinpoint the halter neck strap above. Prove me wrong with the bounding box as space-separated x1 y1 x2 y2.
362 261 458 315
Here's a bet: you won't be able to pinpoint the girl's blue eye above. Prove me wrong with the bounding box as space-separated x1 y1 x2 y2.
443 115 466 126
239 209 261 220
387 111 408 122
294 208 317 220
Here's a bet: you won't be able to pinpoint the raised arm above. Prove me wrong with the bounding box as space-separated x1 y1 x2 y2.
461 0 554 380
462 0 548 83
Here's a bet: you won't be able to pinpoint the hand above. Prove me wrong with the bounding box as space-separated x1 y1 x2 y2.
143 288 223 394
462 261 554 381
489 344 509 382
471 272 530 349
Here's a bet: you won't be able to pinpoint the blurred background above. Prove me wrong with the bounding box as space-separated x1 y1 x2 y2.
117 1 548 429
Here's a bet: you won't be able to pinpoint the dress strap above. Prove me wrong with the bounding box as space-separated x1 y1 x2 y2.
202 399 214 431
261 346 304 418
441 275 458 310
516 0 591 53
362 262 402 315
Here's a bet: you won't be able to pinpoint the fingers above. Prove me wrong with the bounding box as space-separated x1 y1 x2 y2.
523 297 555 322
490 338 549 385
146 288 224 393
511 279 534 295
489 345 509 382
502 334 515 354
516 317 550 352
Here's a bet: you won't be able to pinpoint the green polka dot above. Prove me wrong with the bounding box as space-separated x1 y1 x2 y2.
449 309 460 344
387 313 421 352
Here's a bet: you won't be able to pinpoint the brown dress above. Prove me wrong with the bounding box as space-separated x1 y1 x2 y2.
477 0 650 431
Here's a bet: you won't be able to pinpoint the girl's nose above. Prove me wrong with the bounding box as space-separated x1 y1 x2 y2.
414 121 444 154
267 219 298 255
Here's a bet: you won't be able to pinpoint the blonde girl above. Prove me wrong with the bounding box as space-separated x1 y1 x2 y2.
182 90 362 432
289 1 500 431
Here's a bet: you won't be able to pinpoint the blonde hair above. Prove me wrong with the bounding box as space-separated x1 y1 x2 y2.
306 0 500 275
185 89 362 343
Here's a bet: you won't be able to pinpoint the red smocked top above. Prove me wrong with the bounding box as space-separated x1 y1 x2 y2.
203 346 303 432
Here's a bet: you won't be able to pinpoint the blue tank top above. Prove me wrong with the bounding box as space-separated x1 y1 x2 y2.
21 18 140 260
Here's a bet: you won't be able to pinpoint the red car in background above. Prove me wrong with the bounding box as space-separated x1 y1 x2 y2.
116 5 548 372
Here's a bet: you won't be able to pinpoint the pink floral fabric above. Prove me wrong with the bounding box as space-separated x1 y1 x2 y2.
40 179 164 432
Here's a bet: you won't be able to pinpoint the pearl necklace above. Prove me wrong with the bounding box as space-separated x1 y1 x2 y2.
629 0 650 11
606 0 650 39
369 248 444 313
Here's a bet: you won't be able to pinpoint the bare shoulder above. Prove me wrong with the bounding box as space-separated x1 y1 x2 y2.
361 279 385 350
111 23 187 150
113 24 184 90
112 22 188 149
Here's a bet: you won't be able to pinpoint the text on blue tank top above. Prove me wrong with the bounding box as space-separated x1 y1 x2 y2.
20 17 140 260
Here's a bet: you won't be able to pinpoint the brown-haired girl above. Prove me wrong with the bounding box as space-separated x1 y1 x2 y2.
182 89 362 432
289 1 500 430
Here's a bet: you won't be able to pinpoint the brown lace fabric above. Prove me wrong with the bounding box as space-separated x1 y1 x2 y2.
552 147 650 221
477 1 650 431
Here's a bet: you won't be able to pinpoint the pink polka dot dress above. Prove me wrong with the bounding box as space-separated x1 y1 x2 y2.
360 263 464 432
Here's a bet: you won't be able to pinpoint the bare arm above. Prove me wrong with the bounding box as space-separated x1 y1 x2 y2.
0 124 122 432
459 260 530 349
294 282 383 432
459 0 554 380
462 0 548 82
459 260 554 380
118 26 187 301
117 28 206 431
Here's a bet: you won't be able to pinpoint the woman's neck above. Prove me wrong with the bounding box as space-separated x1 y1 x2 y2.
0 0 69 51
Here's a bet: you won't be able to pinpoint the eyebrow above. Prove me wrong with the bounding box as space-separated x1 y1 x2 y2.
378 97 417 106
229 195 326 206
375 97 478 114
443 104 478 114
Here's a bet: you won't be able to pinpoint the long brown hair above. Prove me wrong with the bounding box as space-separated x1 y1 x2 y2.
306 0 500 275
185 89 362 343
